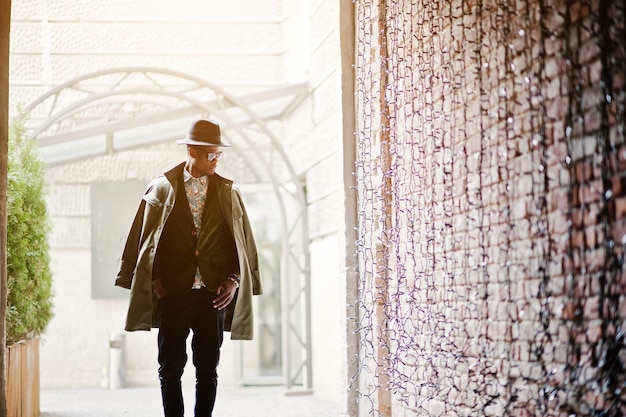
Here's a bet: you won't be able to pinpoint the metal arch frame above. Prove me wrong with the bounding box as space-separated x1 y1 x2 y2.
21 67 313 391
34 90 220 145
22 67 310 131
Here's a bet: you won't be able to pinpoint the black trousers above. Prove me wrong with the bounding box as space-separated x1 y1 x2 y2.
156 288 225 417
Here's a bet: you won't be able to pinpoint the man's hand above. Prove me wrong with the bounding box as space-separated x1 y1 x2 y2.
213 279 238 310
152 279 170 299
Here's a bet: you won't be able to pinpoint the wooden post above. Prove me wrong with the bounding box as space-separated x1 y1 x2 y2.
6 339 40 417
0 0 13 416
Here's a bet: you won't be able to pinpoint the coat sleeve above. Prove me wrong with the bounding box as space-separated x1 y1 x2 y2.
115 199 146 289
235 189 262 296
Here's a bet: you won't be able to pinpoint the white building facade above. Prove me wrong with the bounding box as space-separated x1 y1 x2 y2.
9 0 356 411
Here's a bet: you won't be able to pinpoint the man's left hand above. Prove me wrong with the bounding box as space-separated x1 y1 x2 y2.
213 279 238 310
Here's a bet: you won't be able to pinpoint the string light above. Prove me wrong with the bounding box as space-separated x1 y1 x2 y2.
352 0 626 415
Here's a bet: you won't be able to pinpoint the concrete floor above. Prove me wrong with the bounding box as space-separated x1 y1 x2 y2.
40 384 342 417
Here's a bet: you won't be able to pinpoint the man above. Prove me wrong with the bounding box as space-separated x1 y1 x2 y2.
115 119 263 417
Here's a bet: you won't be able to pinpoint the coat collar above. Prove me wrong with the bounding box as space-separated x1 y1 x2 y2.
164 162 233 190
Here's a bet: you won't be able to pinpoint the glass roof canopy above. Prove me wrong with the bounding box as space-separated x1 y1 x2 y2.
21 67 309 168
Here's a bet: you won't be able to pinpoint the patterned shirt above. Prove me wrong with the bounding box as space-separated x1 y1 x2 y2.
183 168 208 288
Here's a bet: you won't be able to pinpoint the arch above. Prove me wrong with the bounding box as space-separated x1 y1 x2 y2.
21 67 312 390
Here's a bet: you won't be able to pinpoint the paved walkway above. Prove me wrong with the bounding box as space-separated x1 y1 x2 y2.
41 385 341 417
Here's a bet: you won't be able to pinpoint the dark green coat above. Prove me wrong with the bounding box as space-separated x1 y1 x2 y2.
115 163 263 340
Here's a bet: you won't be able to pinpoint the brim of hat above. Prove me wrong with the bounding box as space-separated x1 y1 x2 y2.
175 138 232 147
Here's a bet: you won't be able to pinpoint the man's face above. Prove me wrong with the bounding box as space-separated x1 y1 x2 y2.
190 145 221 176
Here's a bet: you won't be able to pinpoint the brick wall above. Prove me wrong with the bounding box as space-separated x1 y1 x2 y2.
354 0 626 415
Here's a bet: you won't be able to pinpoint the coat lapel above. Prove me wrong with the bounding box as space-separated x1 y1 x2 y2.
165 163 194 227
212 174 235 236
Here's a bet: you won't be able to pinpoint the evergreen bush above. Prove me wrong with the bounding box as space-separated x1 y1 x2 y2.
6 117 53 344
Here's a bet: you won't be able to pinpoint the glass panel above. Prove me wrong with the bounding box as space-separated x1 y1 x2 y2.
39 135 106 165
237 186 284 382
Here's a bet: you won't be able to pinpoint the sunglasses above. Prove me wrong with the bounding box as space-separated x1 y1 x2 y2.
207 152 223 161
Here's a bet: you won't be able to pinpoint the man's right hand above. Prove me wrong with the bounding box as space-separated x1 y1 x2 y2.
152 279 170 299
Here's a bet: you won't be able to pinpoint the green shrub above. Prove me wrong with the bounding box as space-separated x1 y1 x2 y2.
6 117 53 344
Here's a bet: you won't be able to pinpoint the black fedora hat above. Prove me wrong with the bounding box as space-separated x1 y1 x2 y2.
175 119 231 147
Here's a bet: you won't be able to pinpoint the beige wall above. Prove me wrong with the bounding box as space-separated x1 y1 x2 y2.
282 0 351 404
